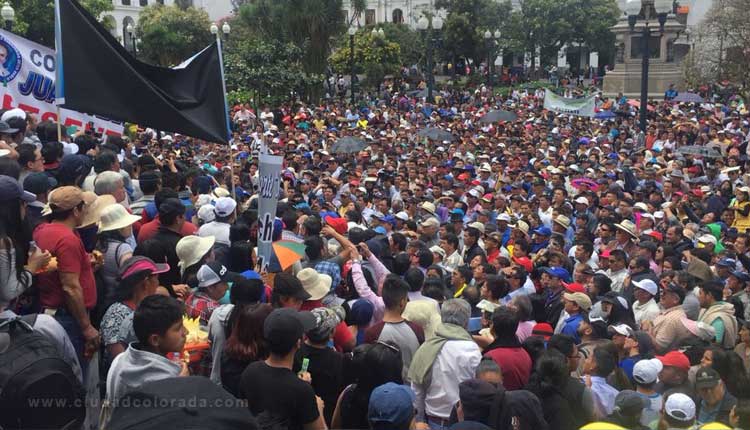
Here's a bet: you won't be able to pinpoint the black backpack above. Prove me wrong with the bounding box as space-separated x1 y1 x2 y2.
0 314 85 430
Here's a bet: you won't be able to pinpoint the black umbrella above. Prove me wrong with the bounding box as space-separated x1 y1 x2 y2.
479 110 518 124
330 136 366 154
675 145 722 158
418 127 454 141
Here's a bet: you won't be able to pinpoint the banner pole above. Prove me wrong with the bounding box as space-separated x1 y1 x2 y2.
56 106 62 142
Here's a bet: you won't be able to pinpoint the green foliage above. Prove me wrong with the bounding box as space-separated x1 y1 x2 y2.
238 0 345 74
329 30 402 89
377 23 424 67
136 5 214 67
434 0 513 66
8 0 112 47
224 37 323 106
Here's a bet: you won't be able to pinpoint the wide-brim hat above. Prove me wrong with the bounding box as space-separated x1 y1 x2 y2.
176 235 216 275
614 220 638 239
297 268 332 301
98 203 141 232
79 195 117 228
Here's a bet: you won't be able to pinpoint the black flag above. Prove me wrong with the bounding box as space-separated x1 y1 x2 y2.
55 0 230 143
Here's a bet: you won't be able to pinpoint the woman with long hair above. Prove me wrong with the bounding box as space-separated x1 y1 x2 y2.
0 176 50 312
220 302 273 397
331 341 403 430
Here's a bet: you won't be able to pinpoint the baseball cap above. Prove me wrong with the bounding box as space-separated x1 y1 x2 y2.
613 390 647 417
263 308 316 352
716 257 737 268
574 196 590 205
466 221 485 234
731 270 750 283
532 226 552 236
324 215 348 235
563 292 592 311
531 322 554 340
512 256 533 273
43 185 96 215
273 272 312 301
430 245 446 259
695 366 721 389
395 211 409 222
542 266 570 281
214 197 237 217
0 175 36 203
368 383 415 430
562 282 586 293
608 324 634 337
657 351 690 371
118 256 170 281
697 234 717 245
632 358 663 384
497 213 511 223
197 261 240 288
307 306 344 343
632 279 658 296
23 172 57 195
664 393 696 422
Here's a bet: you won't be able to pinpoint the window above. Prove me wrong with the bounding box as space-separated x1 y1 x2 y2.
342 10 348 24
139 0 147 6
365 9 376 25
122 0 130 5
392 8 403 23
630 36 660 59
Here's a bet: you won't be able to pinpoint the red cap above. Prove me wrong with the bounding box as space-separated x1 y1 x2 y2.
599 249 611 259
657 351 690 371
481 193 493 202
471 180 481 186
531 323 554 340
457 173 470 181
648 231 664 242
324 216 348 235
691 188 703 198
512 256 533 273
349 179 360 187
562 282 586 294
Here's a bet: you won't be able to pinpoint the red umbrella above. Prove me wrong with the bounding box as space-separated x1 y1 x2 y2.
627 99 655 112
571 178 600 191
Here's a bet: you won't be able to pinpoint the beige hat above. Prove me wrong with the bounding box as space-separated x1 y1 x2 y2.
634 202 649 212
512 220 530 235
43 186 97 216
430 245 446 259
563 292 592 311
466 221 485 234
554 215 571 229
212 187 231 199
176 235 216 275
420 218 440 229
98 203 141 232
615 219 638 239
420 201 437 216
297 268 332 301
79 195 116 228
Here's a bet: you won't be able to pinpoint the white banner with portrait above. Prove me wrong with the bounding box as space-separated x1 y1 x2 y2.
256 153 283 271
543 89 596 117
0 29 123 135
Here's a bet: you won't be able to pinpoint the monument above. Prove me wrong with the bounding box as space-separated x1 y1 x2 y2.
603 0 686 98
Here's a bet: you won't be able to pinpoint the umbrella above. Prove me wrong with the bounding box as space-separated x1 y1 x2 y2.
627 99 656 112
675 145 723 159
407 89 429 98
672 92 705 104
479 110 518 123
571 178 600 191
267 240 307 272
594 110 616 119
330 136 366 154
418 127 454 141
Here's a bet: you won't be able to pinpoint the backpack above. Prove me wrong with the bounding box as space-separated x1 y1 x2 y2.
0 314 85 430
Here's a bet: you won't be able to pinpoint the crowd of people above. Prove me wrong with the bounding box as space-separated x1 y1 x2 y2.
1 83 750 430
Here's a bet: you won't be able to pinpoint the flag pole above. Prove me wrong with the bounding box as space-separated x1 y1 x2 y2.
56 106 62 142
215 34 236 218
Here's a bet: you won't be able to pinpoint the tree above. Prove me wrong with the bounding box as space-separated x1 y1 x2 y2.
506 0 572 71
8 0 112 47
329 30 402 89
435 0 512 67
224 36 323 105
564 0 619 71
238 0 347 74
136 5 214 67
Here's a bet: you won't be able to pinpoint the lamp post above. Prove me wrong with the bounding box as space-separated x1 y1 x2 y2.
1 2 14 31
484 29 501 88
620 0 672 133
210 21 231 43
348 26 357 106
417 14 443 103
126 23 137 57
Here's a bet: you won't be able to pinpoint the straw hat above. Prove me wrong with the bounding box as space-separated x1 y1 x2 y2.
614 219 638 239
80 195 116 228
554 214 571 229
176 235 216 275
296 268 332 301
98 203 141 232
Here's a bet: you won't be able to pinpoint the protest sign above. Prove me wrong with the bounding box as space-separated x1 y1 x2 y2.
256 152 283 271
0 29 123 135
543 89 596 117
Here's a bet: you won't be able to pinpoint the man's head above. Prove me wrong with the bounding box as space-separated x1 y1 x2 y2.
657 351 690 386
662 393 696 429
94 171 126 203
196 261 238 300
490 306 519 341
456 379 497 425
382 274 410 313
441 299 471 329
263 308 316 356
368 383 415 430
696 366 725 407
45 186 97 226
158 198 186 229
660 283 686 309
698 280 724 309
452 265 473 288
584 346 616 377
133 295 186 355
271 272 311 309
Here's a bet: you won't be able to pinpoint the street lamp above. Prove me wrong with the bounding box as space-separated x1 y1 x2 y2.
348 26 357 106
483 29 501 88
126 23 137 57
222 22 230 39
620 0 672 133
417 14 443 103
1 2 14 31
371 27 384 39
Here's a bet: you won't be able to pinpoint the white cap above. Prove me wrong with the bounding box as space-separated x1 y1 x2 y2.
633 279 658 295
1 108 26 122
664 393 696 421
574 196 589 206
697 234 717 245
497 213 511 222
466 221 485 234
214 197 237 217
608 323 634 337
654 211 665 219
429 245 446 259
197 204 216 223
634 202 649 212
633 358 663 384
395 211 409 222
